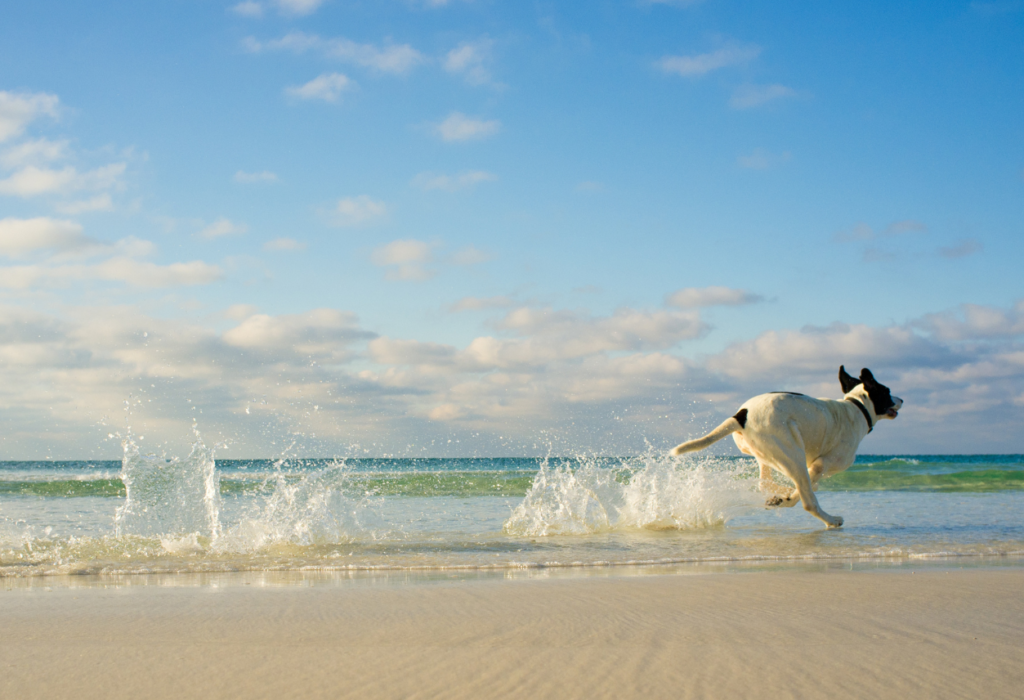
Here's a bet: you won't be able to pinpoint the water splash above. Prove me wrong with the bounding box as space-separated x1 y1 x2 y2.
215 460 381 552
114 425 221 539
503 452 762 536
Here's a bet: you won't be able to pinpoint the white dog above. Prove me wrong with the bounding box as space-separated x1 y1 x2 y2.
669 366 902 528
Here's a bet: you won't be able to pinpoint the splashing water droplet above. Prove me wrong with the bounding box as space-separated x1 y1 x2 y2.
503 451 761 536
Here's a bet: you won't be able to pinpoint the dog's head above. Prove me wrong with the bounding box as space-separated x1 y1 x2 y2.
839 366 903 420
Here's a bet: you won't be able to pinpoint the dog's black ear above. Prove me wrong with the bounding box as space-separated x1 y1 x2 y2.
839 365 861 394
860 368 876 386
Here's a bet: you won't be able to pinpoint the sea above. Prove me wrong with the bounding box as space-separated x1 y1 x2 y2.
2 431 1022 579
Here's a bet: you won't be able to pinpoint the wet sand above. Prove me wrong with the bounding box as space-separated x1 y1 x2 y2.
2 568 1022 699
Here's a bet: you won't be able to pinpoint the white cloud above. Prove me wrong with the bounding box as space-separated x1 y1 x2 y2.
234 170 279 183
0 304 381 456
0 91 59 143
705 322 942 380
286 73 353 102
95 258 223 287
412 170 496 191
231 1 264 17
0 217 92 257
0 258 223 290
369 337 457 366
657 45 760 77
4 296 1024 456
371 239 435 281
666 286 763 309
326 39 424 74
274 0 324 16
368 240 490 280
434 112 500 142
247 31 424 74
450 245 492 266
224 304 260 321
369 304 707 370
0 165 74 196
493 306 706 358
0 219 159 264
110 236 158 258
444 39 496 86
198 218 248 239
420 0 477 7
223 309 370 357
1 138 69 168
244 31 320 54
729 84 797 109
916 301 1024 341
0 162 126 198
55 193 114 214
0 95 128 212
334 195 386 226
450 296 515 312
263 237 306 251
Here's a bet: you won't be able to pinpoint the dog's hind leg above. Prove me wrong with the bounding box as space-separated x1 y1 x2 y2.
755 458 799 506
737 435 794 504
761 434 843 528
766 458 826 507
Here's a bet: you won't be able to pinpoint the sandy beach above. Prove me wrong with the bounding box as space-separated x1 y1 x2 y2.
2 567 1022 699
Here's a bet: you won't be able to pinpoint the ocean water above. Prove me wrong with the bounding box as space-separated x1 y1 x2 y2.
1 433 1022 578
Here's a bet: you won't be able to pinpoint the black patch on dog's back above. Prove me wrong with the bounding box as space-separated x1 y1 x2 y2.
769 391 805 396
732 408 748 429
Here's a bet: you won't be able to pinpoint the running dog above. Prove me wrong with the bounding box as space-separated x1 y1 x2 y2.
669 366 902 528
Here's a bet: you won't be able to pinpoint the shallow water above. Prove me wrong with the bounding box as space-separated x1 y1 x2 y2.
1 438 1022 577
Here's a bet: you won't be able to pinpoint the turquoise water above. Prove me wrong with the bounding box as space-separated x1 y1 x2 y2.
1 441 1022 577
2 454 1021 499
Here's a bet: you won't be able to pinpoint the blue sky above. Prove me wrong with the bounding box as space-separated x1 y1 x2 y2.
1 0 1022 458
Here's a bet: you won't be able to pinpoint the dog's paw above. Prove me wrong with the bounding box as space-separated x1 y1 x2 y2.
826 516 844 529
765 496 784 507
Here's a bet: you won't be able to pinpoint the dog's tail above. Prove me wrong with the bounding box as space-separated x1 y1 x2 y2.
669 408 747 456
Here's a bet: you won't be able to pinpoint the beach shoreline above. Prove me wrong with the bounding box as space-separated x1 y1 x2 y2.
3 566 1022 699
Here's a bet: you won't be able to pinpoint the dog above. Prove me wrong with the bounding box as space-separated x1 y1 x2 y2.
669 366 902 528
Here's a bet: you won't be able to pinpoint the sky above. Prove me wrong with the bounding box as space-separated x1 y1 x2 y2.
0 0 1022 459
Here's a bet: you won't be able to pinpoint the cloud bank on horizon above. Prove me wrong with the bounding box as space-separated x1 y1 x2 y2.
0 1 1021 457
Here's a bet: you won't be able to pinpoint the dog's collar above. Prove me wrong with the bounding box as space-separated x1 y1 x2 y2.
846 398 873 433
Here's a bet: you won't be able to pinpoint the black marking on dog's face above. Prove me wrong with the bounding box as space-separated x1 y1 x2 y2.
732 408 748 429
839 365 861 394
859 368 897 417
